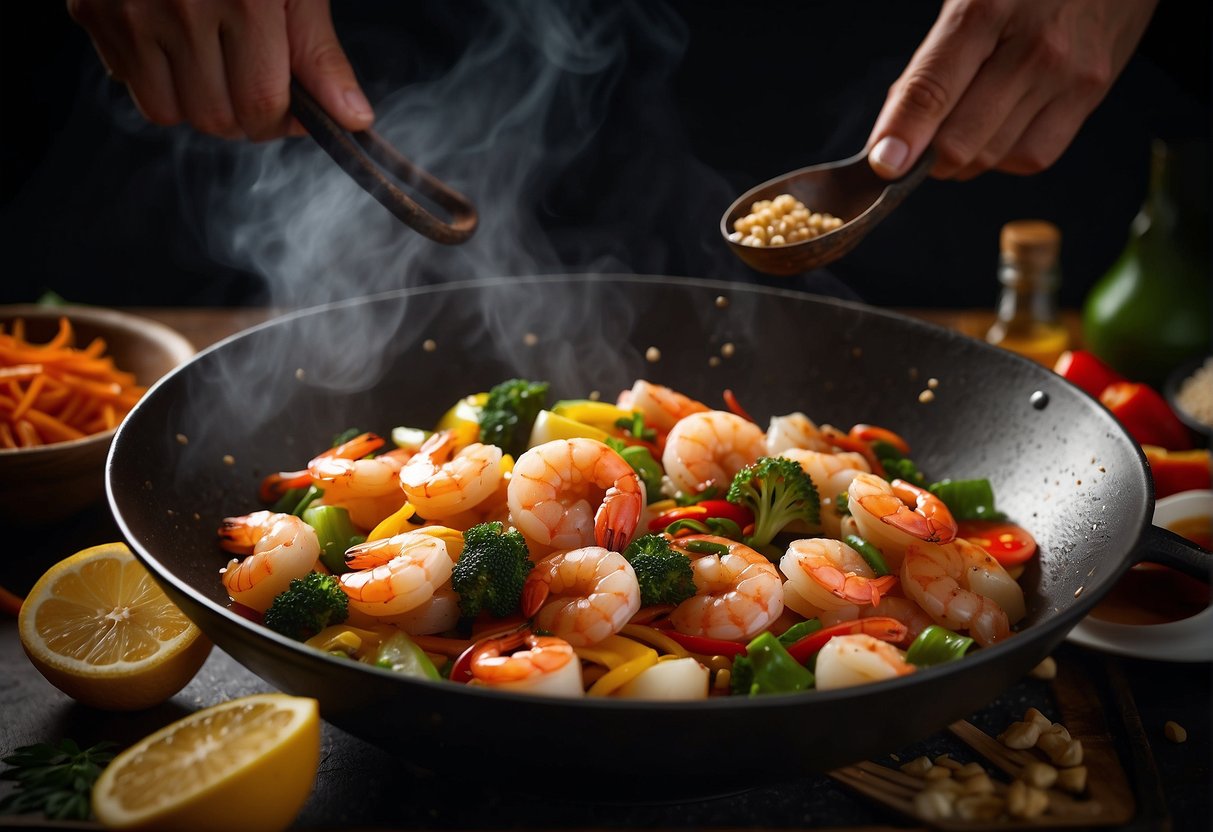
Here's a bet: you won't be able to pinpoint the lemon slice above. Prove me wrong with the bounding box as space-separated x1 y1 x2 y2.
17 542 212 711
92 693 320 832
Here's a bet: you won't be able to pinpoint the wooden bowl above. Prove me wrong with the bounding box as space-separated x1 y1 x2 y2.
0 305 196 525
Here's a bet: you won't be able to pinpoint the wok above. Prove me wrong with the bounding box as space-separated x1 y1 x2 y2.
107 275 1209 799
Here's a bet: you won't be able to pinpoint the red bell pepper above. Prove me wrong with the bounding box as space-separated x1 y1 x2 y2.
657 629 749 657
849 424 911 455
1099 382 1193 450
784 617 908 663
1053 350 1126 398
647 500 754 532
1143 445 1212 499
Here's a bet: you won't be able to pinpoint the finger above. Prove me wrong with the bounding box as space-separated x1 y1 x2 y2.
162 12 242 139
287 0 374 132
865 0 1011 179
123 43 184 126
220 5 293 141
947 87 1056 181
995 95 1092 176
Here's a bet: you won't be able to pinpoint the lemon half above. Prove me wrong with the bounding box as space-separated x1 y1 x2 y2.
91 693 320 832
17 542 212 711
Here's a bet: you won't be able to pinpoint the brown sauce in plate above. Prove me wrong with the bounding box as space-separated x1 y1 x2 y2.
1088 514 1212 625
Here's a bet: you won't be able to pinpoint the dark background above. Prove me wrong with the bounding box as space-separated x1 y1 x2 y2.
3 0 1209 309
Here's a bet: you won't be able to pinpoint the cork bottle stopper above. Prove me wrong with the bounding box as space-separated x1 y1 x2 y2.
1001 220 1061 267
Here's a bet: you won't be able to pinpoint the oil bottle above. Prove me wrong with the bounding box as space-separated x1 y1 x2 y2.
985 219 1070 367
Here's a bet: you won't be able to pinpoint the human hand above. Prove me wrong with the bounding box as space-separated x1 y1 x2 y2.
866 0 1158 181
66 0 374 141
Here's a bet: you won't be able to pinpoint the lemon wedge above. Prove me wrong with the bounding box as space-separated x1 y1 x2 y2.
91 693 320 832
17 542 212 711
528 409 611 446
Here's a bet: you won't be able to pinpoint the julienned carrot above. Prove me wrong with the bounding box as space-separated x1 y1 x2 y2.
0 317 147 448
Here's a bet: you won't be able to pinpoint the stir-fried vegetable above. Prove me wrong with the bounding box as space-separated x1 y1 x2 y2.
726 456 820 559
451 521 533 618
263 573 349 641
478 378 549 457
905 625 974 667
622 534 696 607
731 631 815 696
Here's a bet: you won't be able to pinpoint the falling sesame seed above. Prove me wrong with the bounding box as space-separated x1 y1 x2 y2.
909 367 919 380
709 356 722 367
721 343 736 358
715 295 729 309
589 390 601 401
176 433 189 445
523 333 539 347
422 339 438 352
852 346 863 358
294 368 306 380
928 378 940 389
222 454 235 466
646 347 661 362
919 389 936 403
193 512 201 521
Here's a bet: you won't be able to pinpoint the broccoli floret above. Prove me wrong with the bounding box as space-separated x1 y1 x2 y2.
263 572 348 641
726 456 820 559
452 521 533 618
478 378 549 457
622 533 696 606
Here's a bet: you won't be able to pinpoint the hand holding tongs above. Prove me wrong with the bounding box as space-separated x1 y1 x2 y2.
289 79 478 245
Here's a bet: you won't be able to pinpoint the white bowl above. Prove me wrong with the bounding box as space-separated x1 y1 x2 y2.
1067 490 1213 661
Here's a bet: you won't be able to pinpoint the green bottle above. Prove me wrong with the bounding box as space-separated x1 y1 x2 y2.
1082 139 1211 388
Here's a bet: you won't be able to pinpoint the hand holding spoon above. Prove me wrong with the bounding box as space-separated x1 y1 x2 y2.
721 147 935 276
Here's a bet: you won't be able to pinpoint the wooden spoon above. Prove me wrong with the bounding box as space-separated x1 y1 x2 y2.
721 147 935 275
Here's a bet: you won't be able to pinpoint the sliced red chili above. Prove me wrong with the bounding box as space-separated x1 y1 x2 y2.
785 617 908 664
723 389 756 423
821 425 886 478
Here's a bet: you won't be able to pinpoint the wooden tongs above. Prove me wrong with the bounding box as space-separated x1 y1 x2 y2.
289 79 478 245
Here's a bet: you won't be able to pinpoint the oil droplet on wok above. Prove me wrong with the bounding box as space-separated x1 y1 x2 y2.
1030 390 1049 410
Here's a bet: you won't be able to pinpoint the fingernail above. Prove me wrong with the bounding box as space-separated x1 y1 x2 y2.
870 136 909 176
344 88 373 119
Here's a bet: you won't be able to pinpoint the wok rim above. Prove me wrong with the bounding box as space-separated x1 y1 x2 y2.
106 273 1156 713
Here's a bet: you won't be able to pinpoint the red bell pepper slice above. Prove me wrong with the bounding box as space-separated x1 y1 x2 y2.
785 617 908 663
1143 445 1212 499
1099 382 1193 451
1053 350 1126 398
820 425 886 478
849 424 911 456
648 500 754 532
659 629 749 657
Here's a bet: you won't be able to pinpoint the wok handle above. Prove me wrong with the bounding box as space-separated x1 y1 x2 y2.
1133 524 1213 581
288 78 478 245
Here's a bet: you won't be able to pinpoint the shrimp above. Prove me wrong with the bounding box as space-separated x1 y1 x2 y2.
848 472 958 568
398 430 503 519
814 633 916 690
218 511 321 613
378 584 462 636
338 530 453 617
507 438 642 553
259 431 388 503
782 448 871 537
766 412 833 455
953 537 1026 624
780 538 899 618
617 379 708 434
662 410 766 495
310 444 413 530
469 630 584 696
521 546 641 646
669 535 784 641
901 540 1013 646
861 595 935 645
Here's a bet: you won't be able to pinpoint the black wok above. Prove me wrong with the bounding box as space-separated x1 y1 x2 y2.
107 275 1209 799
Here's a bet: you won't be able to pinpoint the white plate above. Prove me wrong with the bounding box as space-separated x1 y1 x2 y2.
1067 490 1213 662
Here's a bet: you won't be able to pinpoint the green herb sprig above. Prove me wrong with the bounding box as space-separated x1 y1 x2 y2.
0 739 116 821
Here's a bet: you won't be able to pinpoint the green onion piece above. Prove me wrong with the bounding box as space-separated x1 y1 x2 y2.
666 518 712 536
844 534 891 577
905 624 974 667
704 517 743 538
928 478 1006 521
777 618 823 647
290 485 324 517
301 504 361 573
684 539 729 556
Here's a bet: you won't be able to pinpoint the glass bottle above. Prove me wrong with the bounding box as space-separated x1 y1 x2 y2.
985 219 1070 366
1081 138 1212 388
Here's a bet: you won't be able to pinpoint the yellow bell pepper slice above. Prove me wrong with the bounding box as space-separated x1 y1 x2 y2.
587 650 658 696
367 502 422 541
436 392 487 448
527 410 610 446
552 399 634 432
